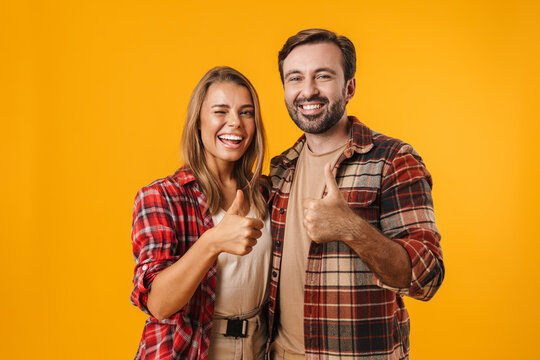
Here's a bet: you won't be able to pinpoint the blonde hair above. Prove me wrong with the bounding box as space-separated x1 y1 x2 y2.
181 66 267 219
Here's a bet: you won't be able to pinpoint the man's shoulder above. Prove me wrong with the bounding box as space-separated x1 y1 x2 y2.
270 135 306 170
351 123 429 182
371 130 408 152
370 130 425 164
349 117 413 161
270 147 296 168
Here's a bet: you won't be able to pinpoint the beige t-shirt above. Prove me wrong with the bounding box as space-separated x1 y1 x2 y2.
212 208 272 317
275 143 346 355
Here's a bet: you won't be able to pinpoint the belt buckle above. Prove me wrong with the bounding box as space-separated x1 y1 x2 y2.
224 318 248 338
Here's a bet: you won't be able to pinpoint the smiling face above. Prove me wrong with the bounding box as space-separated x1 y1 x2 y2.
199 81 256 171
282 42 355 134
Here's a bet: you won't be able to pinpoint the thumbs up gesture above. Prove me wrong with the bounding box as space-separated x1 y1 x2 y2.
303 163 355 243
226 189 247 217
210 190 264 256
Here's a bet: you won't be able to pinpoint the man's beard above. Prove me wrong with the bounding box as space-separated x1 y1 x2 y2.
286 90 347 134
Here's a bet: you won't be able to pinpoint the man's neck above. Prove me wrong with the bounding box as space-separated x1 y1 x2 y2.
304 115 351 154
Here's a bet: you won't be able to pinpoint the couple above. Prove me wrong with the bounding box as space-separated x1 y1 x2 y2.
130 29 444 360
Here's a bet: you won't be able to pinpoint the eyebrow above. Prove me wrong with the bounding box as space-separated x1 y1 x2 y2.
284 70 302 79
316 67 337 75
284 67 338 79
211 104 254 109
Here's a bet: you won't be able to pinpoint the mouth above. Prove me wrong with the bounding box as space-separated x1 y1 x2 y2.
298 101 327 116
217 133 245 149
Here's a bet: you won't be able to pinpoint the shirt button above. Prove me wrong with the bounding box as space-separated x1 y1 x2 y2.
279 208 284 214
275 241 281 247
142 265 148 271
272 271 278 278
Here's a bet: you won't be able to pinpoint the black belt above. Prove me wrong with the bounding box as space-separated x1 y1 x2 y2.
224 318 248 338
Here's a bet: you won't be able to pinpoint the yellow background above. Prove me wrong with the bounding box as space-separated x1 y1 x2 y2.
2 1 539 359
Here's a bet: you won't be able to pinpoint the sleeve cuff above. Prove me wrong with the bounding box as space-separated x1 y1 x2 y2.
131 259 177 315
374 236 443 300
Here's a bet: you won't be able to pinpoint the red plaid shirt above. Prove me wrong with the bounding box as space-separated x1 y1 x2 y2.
130 167 217 359
267 117 444 359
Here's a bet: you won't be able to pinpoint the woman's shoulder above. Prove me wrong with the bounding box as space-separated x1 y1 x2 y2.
137 166 198 199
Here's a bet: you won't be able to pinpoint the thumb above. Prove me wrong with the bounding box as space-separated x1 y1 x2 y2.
323 163 340 198
226 190 245 216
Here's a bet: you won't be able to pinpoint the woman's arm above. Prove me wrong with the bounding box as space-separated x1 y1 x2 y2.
147 190 264 320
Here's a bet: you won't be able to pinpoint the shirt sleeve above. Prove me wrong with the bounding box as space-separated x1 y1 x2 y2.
130 185 182 315
374 144 445 301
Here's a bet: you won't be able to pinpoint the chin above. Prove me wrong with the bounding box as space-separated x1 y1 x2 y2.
219 154 244 163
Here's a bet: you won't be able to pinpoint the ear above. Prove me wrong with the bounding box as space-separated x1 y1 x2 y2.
345 77 356 102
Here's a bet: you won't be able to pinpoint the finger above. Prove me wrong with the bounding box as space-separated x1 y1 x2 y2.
304 226 321 243
242 227 260 239
303 217 310 230
240 240 257 255
311 236 322 244
250 229 262 239
237 245 253 256
324 163 340 199
226 190 244 216
246 217 264 230
303 198 315 210
306 229 316 242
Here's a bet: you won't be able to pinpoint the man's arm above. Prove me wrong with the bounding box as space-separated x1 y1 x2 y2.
303 164 411 288
304 146 444 300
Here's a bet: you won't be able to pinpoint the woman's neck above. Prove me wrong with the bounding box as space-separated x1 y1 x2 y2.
207 157 235 184
207 160 242 212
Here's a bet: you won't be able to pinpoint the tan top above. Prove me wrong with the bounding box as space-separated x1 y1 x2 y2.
275 142 346 355
212 208 272 317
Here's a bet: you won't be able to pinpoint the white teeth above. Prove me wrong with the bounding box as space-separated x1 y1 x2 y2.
219 134 243 141
302 104 322 110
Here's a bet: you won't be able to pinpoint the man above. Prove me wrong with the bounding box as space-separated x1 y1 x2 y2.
267 29 444 360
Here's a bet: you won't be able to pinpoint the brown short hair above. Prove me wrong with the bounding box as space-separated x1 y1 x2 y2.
181 66 267 219
278 28 356 83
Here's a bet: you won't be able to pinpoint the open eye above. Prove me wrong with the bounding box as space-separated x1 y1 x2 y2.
286 73 303 83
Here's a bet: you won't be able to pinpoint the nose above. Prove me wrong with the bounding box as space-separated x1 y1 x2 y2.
226 112 241 128
300 77 319 99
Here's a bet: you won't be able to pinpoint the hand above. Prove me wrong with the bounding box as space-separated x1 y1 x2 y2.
303 163 356 243
209 190 264 255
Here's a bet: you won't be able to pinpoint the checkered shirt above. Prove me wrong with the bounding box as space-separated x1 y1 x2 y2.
267 117 444 359
130 167 217 359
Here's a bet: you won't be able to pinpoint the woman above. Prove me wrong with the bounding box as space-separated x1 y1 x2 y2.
130 66 271 360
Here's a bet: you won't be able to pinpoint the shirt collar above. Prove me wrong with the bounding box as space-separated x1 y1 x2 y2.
173 166 198 187
279 116 374 167
343 116 374 157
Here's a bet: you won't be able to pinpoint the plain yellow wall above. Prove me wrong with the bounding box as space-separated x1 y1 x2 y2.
2 1 539 359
